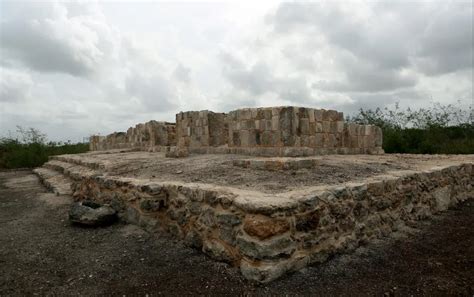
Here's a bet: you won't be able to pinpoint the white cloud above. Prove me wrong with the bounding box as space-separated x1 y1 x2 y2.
0 1 472 141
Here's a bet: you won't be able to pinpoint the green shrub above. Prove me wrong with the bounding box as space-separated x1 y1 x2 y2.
351 102 474 154
0 126 89 169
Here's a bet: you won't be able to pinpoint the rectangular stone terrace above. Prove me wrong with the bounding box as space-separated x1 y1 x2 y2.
35 149 474 282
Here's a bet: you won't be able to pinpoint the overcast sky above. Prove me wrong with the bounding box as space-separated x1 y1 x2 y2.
1 1 472 142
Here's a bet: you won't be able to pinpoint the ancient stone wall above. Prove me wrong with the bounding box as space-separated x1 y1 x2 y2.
72 161 473 283
176 110 227 147
176 106 383 156
226 106 383 153
91 106 383 156
89 121 176 151
228 107 344 147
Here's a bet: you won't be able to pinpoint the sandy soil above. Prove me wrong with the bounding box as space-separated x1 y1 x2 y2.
67 151 473 193
1 169 473 296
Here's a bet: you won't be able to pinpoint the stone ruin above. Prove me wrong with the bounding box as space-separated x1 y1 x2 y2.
89 106 384 156
90 120 176 152
33 105 473 283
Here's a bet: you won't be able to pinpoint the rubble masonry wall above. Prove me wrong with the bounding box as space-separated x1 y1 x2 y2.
71 159 473 283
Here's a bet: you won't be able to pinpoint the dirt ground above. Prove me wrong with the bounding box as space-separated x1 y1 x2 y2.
63 151 473 193
0 169 473 296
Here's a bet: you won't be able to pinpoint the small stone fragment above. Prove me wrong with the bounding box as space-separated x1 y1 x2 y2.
69 201 117 227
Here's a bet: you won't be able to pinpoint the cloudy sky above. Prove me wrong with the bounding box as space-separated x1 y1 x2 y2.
1 0 472 142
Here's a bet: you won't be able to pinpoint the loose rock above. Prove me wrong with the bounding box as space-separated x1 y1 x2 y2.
69 200 117 227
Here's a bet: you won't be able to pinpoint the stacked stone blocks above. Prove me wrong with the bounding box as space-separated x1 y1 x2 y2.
176 110 227 148
89 121 176 151
90 106 383 156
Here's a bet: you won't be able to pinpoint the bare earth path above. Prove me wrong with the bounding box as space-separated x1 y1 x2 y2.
0 170 473 296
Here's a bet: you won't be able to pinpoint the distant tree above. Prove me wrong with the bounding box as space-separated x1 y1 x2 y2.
15 125 47 144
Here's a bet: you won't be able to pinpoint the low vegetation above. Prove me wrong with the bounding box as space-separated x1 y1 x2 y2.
351 102 474 154
0 126 89 169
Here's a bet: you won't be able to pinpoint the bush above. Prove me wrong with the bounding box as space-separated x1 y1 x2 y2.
0 126 89 169
351 102 474 154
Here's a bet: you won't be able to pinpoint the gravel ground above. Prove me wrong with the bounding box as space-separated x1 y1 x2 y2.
0 169 473 296
65 152 473 193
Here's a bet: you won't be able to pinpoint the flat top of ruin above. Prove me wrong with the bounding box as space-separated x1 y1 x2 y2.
67 151 473 194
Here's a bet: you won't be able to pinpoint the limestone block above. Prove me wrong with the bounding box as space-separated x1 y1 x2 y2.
237 235 295 260
294 136 301 147
374 127 383 147
291 116 299 135
314 133 323 148
264 120 272 131
251 108 259 119
261 131 272 146
347 123 358 136
322 121 331 133
314 109 323 121
327 110 338 121
240 130 250 146
263 109 272 120
272 131 282 146
337 112 344 121
330 122 338 134
328 134 337 148
272 117 280 131
308 110 315 122
301 135 310 147
231 131 240 146
300 118 310 135
309 136 317 147
315 122 323 133
272 107 280 117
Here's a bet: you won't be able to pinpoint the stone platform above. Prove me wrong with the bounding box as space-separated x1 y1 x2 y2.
34 151 474 282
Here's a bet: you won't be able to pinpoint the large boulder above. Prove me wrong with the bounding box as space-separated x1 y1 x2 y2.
69 200 117 227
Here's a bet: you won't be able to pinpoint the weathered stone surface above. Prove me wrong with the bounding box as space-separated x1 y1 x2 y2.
203 239 234 262
50 145 473 284
240 260 288 283
237 235 295 260
433 186 451 211
295 210 320 232
243 216 290 239
140 198 164 212
69 201 117 226
165 146 189 158
91 106 384 157
216 213 241 227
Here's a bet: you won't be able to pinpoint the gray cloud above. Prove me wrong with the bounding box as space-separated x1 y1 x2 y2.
0 2 116 77
0 1 471 142
219 51 317 104
173 64 191 83
0 67 33 102
267 1 472 95
125 73 178 112
415 2 473 75
314 54 418 93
